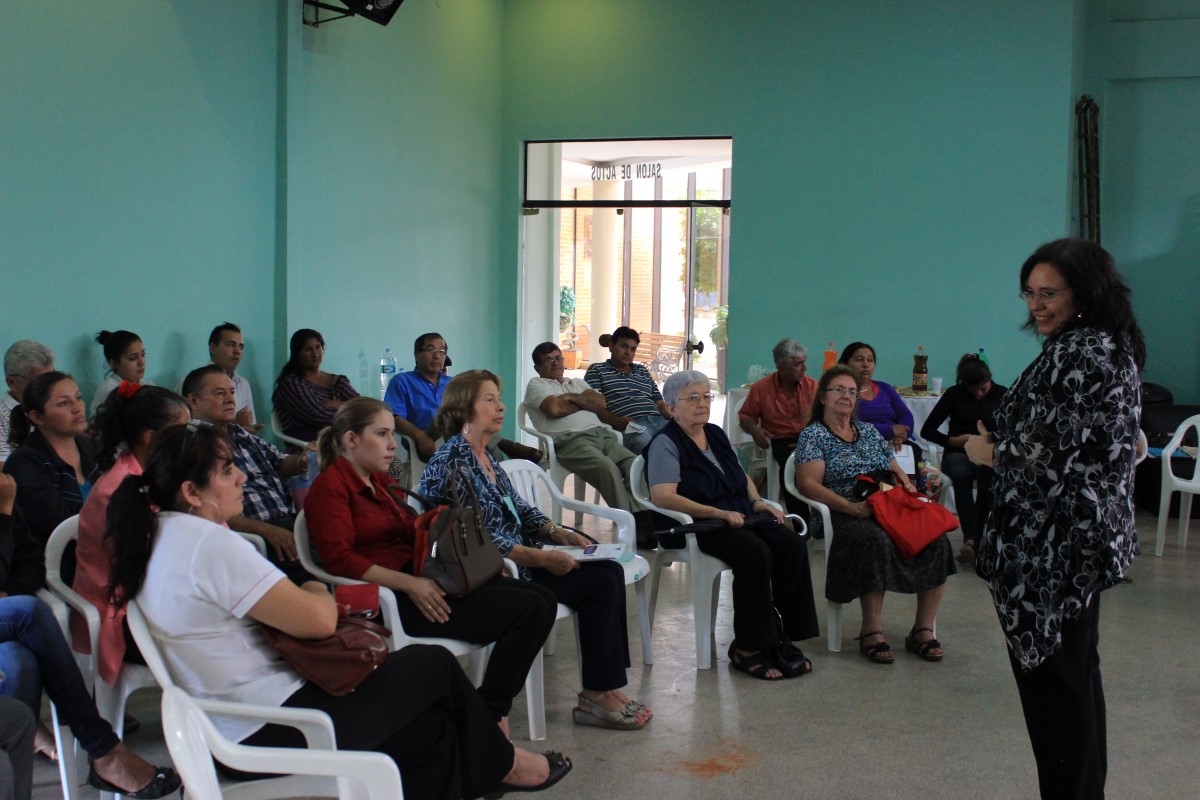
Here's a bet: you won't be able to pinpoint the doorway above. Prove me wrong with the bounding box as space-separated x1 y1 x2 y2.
523 138 733 391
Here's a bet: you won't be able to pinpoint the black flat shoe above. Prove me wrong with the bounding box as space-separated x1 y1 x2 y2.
88 764 182 799
485 751 572 798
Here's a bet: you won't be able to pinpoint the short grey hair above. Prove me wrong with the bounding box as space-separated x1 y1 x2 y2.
662 370 711 406
772 338 807 366
4 340 54 378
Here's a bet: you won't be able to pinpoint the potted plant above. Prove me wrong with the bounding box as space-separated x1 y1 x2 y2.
559 285 581 369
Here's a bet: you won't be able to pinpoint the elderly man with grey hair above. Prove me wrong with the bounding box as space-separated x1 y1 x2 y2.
1 341 55 464
738 338 818 516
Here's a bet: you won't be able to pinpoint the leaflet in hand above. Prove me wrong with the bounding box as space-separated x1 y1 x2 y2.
544 543 628 561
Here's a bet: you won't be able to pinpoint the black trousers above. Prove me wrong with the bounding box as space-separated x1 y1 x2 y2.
530 560 631 692
1009 595 1106 800
694 521 820 650
237 645 513 800
397 575 557 720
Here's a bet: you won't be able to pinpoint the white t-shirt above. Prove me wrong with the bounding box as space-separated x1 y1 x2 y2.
138 511 301 741
230 370 256 423
523 377 603 436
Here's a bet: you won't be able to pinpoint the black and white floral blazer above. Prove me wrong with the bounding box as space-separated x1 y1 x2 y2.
978 327 1140 671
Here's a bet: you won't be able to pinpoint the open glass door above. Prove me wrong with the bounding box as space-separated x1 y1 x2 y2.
525 138 732 390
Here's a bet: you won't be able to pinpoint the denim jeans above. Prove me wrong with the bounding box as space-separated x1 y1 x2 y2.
0 596 119 759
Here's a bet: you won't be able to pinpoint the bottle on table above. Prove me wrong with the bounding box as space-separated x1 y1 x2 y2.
379 348 398 398
978 347 989 367
912 345 929 392
823 342 837 372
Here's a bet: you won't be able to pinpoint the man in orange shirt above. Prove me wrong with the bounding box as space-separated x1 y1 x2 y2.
738 339 818 515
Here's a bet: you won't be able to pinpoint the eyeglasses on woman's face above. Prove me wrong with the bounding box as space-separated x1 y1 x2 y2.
1019 288 1069 305
680 392 715 404
825 386 859 398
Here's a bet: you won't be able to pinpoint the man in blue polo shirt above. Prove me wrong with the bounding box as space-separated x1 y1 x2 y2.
385 332 541 463
384 332 453 460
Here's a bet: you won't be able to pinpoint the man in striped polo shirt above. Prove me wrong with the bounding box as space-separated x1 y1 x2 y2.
583 327 672 456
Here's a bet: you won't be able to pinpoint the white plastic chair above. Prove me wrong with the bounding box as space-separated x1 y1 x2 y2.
784 458 843 652
270 410 309 450
161 687 403 800
44 516 160 800
1155 414 1200 556
293 511 481 677
294 511 557 740
30 583 85 800
723 393 774 502
517 403 602 524
500 459 653 667
127 603 350 799
392 433 429 490
629 455 735 670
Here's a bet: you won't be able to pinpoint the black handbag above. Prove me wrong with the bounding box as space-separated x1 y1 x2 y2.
392 469 504 597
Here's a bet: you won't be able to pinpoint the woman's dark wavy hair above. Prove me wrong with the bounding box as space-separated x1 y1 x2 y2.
275 328 325 391
8 370 74 447
1020 238 1146 369
837 341 875 366
105 422 233 605
95 330 142 371
92 385 189 470
955 353 992 389
807 365 859 427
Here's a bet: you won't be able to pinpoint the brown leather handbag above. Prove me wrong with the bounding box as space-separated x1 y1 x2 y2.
263 616 392 697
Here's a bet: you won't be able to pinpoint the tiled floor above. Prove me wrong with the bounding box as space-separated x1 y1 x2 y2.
30 509 1200 799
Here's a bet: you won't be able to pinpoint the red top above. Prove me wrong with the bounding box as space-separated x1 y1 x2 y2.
739 372 819 440
304 456 415 580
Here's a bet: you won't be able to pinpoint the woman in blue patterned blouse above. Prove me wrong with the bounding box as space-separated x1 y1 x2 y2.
420 370 652 731
794 365 955 665
966 239 1143 800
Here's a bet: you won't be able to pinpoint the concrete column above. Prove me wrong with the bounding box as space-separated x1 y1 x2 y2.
590 180 622 358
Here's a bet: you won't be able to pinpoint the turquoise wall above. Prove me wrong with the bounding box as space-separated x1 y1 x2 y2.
3 0 1192 435
282 0 506 396
1081 0 1200 403
1 2 279 411
501 0 1079 393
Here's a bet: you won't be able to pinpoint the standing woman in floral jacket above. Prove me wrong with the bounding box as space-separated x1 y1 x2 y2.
967 238 1144 800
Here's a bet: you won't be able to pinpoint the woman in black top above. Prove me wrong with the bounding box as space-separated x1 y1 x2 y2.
920 354 1005 565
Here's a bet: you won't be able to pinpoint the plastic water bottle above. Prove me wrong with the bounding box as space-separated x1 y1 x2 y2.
379 348 397 398
978 347 990 367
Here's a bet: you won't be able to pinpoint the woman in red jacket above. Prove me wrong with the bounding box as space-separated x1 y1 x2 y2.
304 397 556 739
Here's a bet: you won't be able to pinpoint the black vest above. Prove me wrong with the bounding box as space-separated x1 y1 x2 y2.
653 421 752 516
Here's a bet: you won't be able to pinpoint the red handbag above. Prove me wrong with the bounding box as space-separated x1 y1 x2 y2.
262 615 392 697
866 487 958 559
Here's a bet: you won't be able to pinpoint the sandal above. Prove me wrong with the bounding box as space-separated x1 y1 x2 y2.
485 751 572 797
956 541 976 565
855 630 895 665
905 627 944 662
572 693 650 730
776 640 813 676
727 641 794 681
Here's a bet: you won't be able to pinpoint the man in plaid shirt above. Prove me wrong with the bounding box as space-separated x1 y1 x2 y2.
183 365 313 583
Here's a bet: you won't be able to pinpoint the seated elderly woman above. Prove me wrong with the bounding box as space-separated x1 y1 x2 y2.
304 397 557 740
794 365 955 665
106 422 570 800
272 328 359 443
645 370 818 681
420 370 652 730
